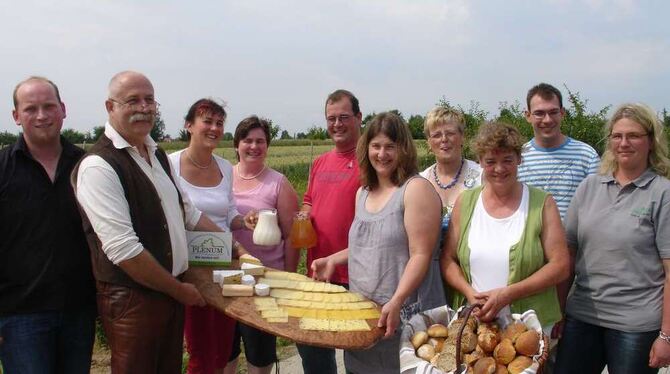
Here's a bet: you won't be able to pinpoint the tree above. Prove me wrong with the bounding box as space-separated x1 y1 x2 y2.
295 132 307 139
88 126 105 142
362 113 376 128
260 117 281 140
407 114 425 139
61 128 87 144
178 129 189 141
0 131 18 145
151 113 166 141
223 132 233 141
306 125 328 140
280 130 292 140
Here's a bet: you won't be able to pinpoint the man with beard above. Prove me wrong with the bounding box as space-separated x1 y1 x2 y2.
74 71 222 373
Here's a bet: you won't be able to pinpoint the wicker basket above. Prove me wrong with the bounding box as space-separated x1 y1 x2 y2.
454 304 549 374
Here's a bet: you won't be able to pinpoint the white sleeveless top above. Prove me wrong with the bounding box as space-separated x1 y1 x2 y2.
468 185 529 299
168 150 240 231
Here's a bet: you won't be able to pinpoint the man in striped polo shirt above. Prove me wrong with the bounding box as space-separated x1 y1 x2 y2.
518 83 600 220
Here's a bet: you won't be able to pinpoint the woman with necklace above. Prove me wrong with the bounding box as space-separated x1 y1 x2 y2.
225 116 299 374
419 107 482 238
169 99 254 374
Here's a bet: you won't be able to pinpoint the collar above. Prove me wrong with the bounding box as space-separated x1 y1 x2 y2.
104 121 157 152
11 134 79 158
601 168 657 188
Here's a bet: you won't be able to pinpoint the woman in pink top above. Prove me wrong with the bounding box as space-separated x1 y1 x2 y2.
225 116 299 374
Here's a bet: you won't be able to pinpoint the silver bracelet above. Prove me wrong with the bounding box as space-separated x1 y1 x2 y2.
659 331 670 344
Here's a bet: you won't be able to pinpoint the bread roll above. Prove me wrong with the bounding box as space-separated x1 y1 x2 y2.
478 332 499 353
461 330 478 353
507 355 533 374
473 357 497 374
428 337 445 353
428 323 449 338
502 321 527 343
464 350 484 366
430 352 457 373
417 343 436 361
494 364 507 374
514 330 540 356
493 338 516 365
477 321 500 335
411 331 429 349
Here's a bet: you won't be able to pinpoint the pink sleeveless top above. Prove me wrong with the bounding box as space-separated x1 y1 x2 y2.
232 167 287 270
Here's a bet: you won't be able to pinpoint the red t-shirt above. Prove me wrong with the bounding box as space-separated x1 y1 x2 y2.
303 148 360 284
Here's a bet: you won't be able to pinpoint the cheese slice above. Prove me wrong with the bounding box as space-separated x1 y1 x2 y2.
221 284 254 297
239 253 262 265
298 318 371 331
264 271 312 282
265 316 289 323
241 262 265 276
213 270 244 285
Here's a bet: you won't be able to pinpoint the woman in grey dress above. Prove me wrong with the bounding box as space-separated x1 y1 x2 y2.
311 112 445 373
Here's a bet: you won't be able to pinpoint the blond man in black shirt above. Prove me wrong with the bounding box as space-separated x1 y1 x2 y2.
0 77 96 373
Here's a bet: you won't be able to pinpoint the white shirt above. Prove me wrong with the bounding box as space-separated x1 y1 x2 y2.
75 123 201 276
168 149 240 231
468 184 529 316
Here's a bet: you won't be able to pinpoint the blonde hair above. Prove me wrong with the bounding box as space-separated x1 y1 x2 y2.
423 106 465 138
600 103 670 178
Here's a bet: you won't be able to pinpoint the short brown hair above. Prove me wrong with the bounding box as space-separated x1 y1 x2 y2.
183 98 227 141
526 83 563 110
357 112 417 189
13 76 62 108
471 121 525 159
233 115 272 161
325 89 360 115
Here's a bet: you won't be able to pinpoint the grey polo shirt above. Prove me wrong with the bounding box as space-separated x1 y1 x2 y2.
565 169 670 332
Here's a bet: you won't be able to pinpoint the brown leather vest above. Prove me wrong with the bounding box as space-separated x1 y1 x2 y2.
72 135 184 289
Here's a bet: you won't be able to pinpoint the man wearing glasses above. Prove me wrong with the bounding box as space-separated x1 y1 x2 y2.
297 89 362 374
74 71 222 373
518 82 600 220
0 77 96 373
517 82 600 373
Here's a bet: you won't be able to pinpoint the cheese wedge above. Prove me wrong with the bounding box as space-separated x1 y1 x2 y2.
241 262 265 276
239 253 262 265
213 270 244 285
221 284 254 297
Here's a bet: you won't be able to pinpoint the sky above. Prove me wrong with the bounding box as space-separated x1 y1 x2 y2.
1 0 668 137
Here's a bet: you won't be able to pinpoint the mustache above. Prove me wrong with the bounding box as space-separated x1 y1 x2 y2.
129 113 154 123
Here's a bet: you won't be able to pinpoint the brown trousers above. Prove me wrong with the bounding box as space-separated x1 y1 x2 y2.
97 281 184 374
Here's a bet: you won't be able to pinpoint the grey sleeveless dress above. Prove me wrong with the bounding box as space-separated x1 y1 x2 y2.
344 176 446 374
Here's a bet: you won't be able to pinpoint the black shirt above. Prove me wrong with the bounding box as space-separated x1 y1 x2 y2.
0 135 95 315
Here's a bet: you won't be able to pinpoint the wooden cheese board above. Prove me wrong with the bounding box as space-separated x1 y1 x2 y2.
184 265 385 349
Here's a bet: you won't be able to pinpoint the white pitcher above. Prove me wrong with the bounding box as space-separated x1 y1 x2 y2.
252 209 282 246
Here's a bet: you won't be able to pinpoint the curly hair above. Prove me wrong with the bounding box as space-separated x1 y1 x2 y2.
471 121 525 159
600 103 670 178
357 112 417 189
423 106 466 138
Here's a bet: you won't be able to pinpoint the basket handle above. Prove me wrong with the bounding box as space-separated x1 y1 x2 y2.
455 303 482 372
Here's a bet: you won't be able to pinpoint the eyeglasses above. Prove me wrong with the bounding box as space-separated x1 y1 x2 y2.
530 109 562 119
326 114 353 125
609 132 648 142
109 98 160 111
429 131 460 140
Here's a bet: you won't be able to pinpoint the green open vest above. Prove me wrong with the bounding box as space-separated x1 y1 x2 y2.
450 185 561 326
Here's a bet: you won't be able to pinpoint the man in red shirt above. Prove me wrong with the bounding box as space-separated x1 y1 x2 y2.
297 89 362 373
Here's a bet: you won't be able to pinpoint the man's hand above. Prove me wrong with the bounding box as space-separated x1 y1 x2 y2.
173 282 206 307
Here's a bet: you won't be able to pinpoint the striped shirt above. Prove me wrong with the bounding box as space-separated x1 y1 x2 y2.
518 137 600 220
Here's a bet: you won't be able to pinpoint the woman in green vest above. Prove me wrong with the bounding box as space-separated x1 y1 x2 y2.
439 121 570 332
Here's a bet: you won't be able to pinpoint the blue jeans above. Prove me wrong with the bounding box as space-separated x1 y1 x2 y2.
296 344 337 374
555 316 658 374
0 305 96 374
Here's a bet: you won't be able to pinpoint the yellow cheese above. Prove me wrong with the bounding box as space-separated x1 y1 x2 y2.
241 262 265 276
261 308 288 318
213 270 243 285
298 318 371 331
221 284 254 297
239 253 262 265
264 271 312 282
265 316 289 323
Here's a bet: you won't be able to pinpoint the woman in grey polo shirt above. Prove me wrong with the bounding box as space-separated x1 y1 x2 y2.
555 103 670 373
